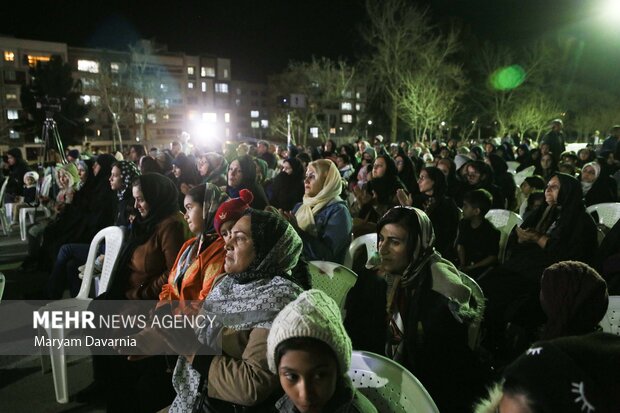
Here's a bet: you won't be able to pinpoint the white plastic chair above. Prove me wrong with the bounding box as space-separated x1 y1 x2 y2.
0 272 5 302
19 205 51 241
586 203 620 231
39 226 125 403
485 209 523 263
348 350 440 413
458 272 485 350
600 295 620 336
513 165 535 187
308 261 357 317
506 161 520 174
344 233 377 269
0 177 10 235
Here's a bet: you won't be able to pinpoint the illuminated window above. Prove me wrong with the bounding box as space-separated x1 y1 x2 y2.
82 95 100 106
201 82 207 92
7 109 19 120
5 93 17 100
134 98 143 109
341 102 352 111
187 66 195 75
77 59 99 73
202 112 217 122
310 127 319 138
81 78 97 88
251 121 260 129
201 66 215 77
224 113 230 123
341 114 353 124
188 111 197 121
188 82 194 89
250 110 259 118
215 83 228 93
110 62 120 73
4 51 15 62
135 113 144 124
147 113 157 123
261 120 269 128
355 103 364 111
223 68 229 79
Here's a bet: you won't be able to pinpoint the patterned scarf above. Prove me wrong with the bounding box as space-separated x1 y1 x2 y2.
295 160 343 237
114 160 141 201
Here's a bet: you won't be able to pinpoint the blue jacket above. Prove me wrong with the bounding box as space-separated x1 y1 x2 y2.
292 198 352 264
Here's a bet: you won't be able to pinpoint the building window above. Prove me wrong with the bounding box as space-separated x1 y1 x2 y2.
5 93 17 101
251 121 260 129
202 112 217 123
135 113 144 124
341 114 353 124
4 70 16 81
4 51 15 62
160 83 168 92
215 83 228 93
77 59 99 73
225 128 230 137
356 91 362 99
187 96 198 105
341 102 353 111
250 110 259 118
261 119 269 128
310 127 319 138
9 129 19 139
223 68 229 79
81 78 97 88
134 98 143 109
224 113 230 123
201 66 215 77
82 95 100 106
236 88 242 95
187 66 195 75
201 82 207 92
188 82 194 89
147 113 157 124
355 103 364 112
110 62 120 73
27 55 51 66
7 109 19 120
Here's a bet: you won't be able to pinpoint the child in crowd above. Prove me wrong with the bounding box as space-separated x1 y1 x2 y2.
268 289 377 413
457 189 500 278
518 175 545 218
11 171 39 224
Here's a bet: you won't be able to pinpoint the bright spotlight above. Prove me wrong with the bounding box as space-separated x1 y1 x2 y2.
603 0 620 20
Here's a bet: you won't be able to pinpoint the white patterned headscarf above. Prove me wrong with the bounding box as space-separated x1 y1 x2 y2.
295 159 343 236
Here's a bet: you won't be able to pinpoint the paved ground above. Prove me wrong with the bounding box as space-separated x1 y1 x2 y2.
0 227 104 412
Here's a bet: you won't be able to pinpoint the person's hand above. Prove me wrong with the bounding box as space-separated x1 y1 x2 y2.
280 210 300 231
396 189 412 206
516 227 540 244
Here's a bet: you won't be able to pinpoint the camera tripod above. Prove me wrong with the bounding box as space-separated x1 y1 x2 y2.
40 111 66 166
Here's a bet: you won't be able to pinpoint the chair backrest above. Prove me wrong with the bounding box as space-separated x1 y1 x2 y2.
485 209 523 263
76 226 125 299
506 161 520 174
600 295 620 336
513 165 535 187
344 233 377 269
308 261 357 316
348 350 440 413
586 203 620 231
0 176 9 207
458 271 485 350
0 272 5 302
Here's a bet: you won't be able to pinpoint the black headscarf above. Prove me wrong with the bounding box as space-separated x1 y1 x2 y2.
108 173 180 299
366 155 404 205
396 149 418 194
270 158 305 211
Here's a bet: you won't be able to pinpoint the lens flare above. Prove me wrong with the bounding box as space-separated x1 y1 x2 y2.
490 65 526 90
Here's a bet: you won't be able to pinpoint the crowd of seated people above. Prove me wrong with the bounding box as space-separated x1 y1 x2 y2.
3 128 620 412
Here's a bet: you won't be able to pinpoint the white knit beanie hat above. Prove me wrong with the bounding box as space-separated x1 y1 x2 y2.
267 289 352 375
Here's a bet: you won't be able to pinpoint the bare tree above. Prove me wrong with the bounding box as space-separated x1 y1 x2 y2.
361 0 462 141
506 92 561 141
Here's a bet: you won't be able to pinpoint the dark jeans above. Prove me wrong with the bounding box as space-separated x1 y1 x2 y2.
47 243 89 299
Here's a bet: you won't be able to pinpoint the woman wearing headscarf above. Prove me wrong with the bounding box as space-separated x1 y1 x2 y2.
38 154 118 271
480 173 598 356
395 148 418 195
374 206 484 413
355 155 405 225
171 154 201 211
397 166 460 260
539 261 609 340
197 152 228 187
110 160 141 227
4 147 31 201
580 161 617 207
162 209 310 412
515 143 533 172
577 147 596 168
487 153 517 210
535 152 557 182
225 154 269 210
283 159 352 264
268 157 305 211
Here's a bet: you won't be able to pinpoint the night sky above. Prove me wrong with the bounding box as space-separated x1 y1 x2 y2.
3 0 618 83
